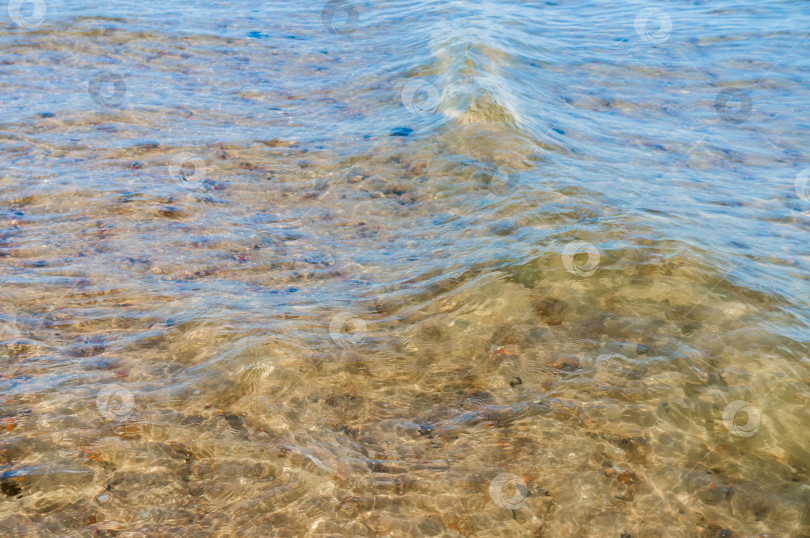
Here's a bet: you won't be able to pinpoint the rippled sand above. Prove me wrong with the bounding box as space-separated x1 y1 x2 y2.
1 1 810 536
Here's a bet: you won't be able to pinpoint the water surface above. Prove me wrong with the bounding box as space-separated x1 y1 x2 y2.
1 0 810 535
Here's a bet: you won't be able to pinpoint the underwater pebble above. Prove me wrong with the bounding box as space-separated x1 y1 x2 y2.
389 126 413 137
536 297 569 326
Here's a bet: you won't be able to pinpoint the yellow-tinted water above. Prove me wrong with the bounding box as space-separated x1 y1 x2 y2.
1 1 810 536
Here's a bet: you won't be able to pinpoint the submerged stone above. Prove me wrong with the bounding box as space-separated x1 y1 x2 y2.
389 126 414 137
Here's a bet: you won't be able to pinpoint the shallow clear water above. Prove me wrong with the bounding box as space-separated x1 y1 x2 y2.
1 0 810 536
